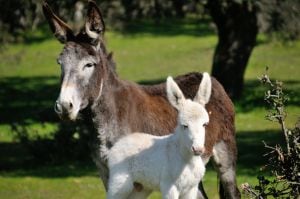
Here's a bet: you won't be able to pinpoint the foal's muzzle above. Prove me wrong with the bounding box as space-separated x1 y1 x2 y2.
192 146 205 156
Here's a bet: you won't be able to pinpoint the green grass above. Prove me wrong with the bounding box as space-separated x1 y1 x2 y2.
0 19 299 198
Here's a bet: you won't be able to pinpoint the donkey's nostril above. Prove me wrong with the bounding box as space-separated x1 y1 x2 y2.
54 101 62 113
69 102 73 109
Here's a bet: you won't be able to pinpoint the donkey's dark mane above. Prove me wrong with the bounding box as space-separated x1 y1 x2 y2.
141 72 203 98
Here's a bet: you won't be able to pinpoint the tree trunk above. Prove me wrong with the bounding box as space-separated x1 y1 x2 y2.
206 0 258 99
172 0 185 18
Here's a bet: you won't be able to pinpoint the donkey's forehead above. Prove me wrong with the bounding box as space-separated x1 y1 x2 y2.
60 42 97 59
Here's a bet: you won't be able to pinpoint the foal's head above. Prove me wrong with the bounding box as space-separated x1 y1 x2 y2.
43 1 110 120
166 73 211 156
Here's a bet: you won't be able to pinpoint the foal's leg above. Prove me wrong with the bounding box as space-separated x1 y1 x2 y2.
213 141 241 199
179 186 198 199
161 184 179 199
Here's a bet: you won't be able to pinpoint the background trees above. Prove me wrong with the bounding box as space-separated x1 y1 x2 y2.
0 0 299 98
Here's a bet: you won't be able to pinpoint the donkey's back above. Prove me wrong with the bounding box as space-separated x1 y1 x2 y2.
140 72 235 156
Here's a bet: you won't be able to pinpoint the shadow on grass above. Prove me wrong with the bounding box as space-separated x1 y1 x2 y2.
235 79 300 112
119 18 214 37
236 130 284 176
0 141 96 177
0 76 60 124
0 129 283 178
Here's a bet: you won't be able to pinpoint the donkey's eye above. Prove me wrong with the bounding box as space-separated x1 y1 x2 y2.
182 125 188 130
84 63 95 68
203 122 209 127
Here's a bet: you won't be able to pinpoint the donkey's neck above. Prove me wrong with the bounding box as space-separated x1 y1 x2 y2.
88 67 177 159
88 73 134 158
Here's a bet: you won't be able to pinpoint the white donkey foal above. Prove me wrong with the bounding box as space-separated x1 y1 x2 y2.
107 73 212 199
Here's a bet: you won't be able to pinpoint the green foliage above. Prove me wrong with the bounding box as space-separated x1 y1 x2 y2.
0 0 196 44
258 0 300 41
1 0 299 46
11 122 91 163
241 71 300 198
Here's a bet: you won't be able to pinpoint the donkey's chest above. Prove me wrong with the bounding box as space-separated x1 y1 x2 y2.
91 124 128 187
96 121 130 158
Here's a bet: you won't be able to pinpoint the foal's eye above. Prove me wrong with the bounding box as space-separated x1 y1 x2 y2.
203 122 209 127
182 125 188 130
84 63 95 68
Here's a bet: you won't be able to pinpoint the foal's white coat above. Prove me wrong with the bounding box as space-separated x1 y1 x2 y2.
107 73 212 199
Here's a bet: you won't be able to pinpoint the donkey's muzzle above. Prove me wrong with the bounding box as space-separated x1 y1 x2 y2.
54 100 73 120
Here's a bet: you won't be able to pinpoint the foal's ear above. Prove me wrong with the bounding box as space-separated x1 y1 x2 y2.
166 77 185 110
194 72 212 105
85 0 105 42
42 2 74 43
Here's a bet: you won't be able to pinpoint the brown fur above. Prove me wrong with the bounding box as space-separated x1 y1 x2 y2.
102 71 236 158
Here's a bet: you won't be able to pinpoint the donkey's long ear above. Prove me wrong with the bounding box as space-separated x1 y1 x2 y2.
85 0 105 42
194 72 212 105
166 77 185 110
42 2 74 43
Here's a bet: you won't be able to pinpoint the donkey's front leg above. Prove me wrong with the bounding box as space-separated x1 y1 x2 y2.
94 158 110 190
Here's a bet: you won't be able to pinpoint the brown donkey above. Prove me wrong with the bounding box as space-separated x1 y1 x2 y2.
43 1 240 198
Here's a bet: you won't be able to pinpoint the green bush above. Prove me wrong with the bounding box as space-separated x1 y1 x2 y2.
241 69 300 198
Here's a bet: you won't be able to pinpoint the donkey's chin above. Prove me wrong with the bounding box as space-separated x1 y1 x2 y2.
68 111 79 121
58 110 79 121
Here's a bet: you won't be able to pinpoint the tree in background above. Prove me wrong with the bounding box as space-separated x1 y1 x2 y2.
205 0 258 99
258 0 300 41
203 0 300 99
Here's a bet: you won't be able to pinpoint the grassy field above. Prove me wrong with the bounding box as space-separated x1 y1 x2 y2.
0 19 299 198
